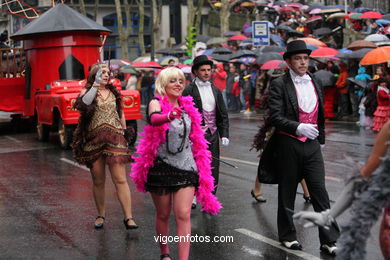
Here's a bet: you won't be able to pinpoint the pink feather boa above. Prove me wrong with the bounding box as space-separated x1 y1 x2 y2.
130 95 222 215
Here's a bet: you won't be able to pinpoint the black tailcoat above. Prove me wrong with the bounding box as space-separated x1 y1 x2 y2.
182 81 229 138
261 71 339 244
182 81 229 193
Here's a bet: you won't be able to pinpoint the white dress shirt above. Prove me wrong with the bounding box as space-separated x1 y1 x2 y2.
289 70 317 113
195 78 216 112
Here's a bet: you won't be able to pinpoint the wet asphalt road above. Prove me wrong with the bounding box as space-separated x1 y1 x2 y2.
0 112 383 259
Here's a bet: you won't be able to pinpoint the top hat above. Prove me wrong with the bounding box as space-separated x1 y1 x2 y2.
192 55 213 74
283 40 312 60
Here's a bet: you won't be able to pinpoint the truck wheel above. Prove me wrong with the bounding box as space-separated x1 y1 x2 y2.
37 123 50 141
58 119 73 149
126 120 138 146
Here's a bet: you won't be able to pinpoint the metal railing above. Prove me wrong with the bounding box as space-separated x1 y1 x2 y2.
0 48 25 78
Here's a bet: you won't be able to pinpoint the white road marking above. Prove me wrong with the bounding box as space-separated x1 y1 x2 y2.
4 135 22 144
235 228 322 260
60 158 89 171
221 156 342 182
241 245 264 257
221 156 258 166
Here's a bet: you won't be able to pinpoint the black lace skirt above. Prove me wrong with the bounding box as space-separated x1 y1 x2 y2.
145 157 199 195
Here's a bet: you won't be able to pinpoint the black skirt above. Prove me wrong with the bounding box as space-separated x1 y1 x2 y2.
145 157 199 195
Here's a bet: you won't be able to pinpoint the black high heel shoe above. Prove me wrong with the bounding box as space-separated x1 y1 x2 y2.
251 190 266 203
303 194 311 203
94 216 105 229
123 217 139 230
160 253 171 260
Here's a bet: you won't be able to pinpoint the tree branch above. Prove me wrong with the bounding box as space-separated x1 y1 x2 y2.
207 0 217 12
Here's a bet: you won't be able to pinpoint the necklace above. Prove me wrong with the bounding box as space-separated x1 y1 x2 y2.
166 112 187 155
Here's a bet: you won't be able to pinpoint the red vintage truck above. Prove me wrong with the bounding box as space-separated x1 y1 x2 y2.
0 4 142 149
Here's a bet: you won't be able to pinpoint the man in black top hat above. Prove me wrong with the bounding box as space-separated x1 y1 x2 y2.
182 55 229 196
263 40 340 254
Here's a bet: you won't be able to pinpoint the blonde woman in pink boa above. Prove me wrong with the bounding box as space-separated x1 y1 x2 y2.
131 67 221 260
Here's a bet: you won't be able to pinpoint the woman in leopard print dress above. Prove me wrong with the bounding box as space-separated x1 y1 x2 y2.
72 63 138 230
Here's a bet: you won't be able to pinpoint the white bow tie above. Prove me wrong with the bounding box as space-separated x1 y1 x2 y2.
293 75 311 85
196 79 211 87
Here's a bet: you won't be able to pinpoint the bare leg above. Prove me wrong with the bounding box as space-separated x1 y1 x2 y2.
173 187 195 260
253 178 262 194
151 192 172 259
90 156 106 225
301 179 311 199
251 178 266 202
109 162 136 226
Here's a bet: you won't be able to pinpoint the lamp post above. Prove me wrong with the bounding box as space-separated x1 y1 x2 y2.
150 0 155 61
344 0 348 14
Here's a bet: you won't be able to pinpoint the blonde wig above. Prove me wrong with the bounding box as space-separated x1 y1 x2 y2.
154 67 185 96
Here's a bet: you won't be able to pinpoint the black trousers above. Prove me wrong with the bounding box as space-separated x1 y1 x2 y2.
275 134 340 244
205 129 220 194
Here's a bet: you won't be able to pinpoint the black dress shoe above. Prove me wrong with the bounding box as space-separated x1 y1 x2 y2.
94 216 105 229
123 217 139 230
320 243 337 256
281 240 303 250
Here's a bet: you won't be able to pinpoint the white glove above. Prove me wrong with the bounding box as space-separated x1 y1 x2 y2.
81 67 103 105
221 137 229 146
296 123 319 140
81 86 98 105
94 67 103 85
293 209 333 228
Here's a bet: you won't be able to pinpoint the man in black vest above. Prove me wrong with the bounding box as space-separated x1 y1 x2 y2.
183 55 229 195
266 40 340 255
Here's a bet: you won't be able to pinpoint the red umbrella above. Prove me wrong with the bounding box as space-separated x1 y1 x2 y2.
279 6 294 12
306 15 323 23
360 11 383 19
229 35 248 41
260 60 287 70
310 47 338 57
384 26 390 34
132 61 162 68
285 3 302 8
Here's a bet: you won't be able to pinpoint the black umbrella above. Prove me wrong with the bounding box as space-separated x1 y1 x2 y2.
335 52 351 59
274 1 286 6
261 45 286 53
211 53 231 63
347 77 368 89
313 27 333 37
313 70 335 87
213 47 232 54
197 34 212 43
230 49 257 59
307 2 325 10
383 14 390 20
155 48 184 55
348 48 372 59
223 31 239 37
277 25 293 32
255 52 283 65
288 30 304 37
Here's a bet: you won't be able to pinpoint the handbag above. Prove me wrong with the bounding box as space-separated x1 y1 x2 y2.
257 129 278 184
